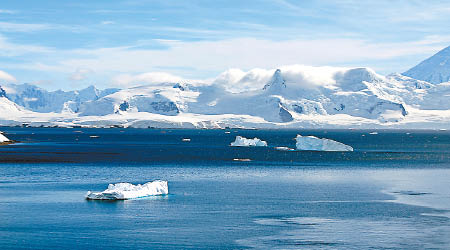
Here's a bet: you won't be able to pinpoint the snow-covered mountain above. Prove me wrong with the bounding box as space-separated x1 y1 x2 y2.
403 46 450 84
1 84 119 113
78 83 197 116
2 50 450 129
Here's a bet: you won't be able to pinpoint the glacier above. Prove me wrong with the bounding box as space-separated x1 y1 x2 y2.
295 134 353 151
85 180 168 200
230 136 268 147
1 46 450 129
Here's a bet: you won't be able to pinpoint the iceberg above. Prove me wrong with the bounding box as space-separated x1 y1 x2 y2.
233 158 252 162
275 146 295 151
230 136 268 147
0 132 10 143
295 134 353 151
85 180 168 200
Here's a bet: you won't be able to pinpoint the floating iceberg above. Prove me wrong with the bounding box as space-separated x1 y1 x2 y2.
85 180 168 200
275 146 295 151
295 134 353 151
230 136 268 147
233 158 252 162
0 132 10 143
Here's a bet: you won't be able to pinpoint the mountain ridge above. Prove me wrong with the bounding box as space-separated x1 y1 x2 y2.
2 49 450 129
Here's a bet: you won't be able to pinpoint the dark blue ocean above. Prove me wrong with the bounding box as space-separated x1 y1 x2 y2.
1 128 450 249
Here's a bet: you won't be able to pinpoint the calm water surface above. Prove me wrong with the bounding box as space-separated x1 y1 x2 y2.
1 128 449 249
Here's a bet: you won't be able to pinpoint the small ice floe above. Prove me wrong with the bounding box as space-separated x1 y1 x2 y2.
0 132 10 143
89 135 100 138
230 136 267 147
86 180 168 200
295 134 353 151
369 131 378 135
182 138 191 142
233 158 252 162
275 146 295 151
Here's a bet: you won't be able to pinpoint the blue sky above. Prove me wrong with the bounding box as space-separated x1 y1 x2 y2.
1 0 450 90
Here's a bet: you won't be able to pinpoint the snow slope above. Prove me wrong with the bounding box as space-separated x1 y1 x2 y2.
404 46 450 84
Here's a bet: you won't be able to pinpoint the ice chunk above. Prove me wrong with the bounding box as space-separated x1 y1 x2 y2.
233 158 252 161
275 146 295 151
230 136 268 147
0 132 10 143
295 134 353 151
85 180 168 200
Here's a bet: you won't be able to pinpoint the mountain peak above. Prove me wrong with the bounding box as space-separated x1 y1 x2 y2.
403 46 450 84
263 69 286 92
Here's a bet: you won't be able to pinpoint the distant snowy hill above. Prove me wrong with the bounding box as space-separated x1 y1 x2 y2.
403 46 450 84
2 84 119 113
2 55 450 129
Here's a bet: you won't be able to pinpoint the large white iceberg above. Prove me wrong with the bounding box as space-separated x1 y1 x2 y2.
230 136 268 147
85 180 168 200
0 132 10 143
295 134 353 151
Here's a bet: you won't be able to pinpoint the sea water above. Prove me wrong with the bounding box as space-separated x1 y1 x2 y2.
0 128 449 249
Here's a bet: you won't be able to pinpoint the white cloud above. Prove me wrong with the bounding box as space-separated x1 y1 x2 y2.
69 68 92 81
53 37 448 75
0 70 17 82
0 22 52 32
112 72 184 87
213 65 356 92
0 34 53 56
3 35 450 89
214 68 274 92
101 21 115 25
0 9 15 14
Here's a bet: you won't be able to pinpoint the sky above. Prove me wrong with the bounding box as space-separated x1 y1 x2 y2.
1 0 450 90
